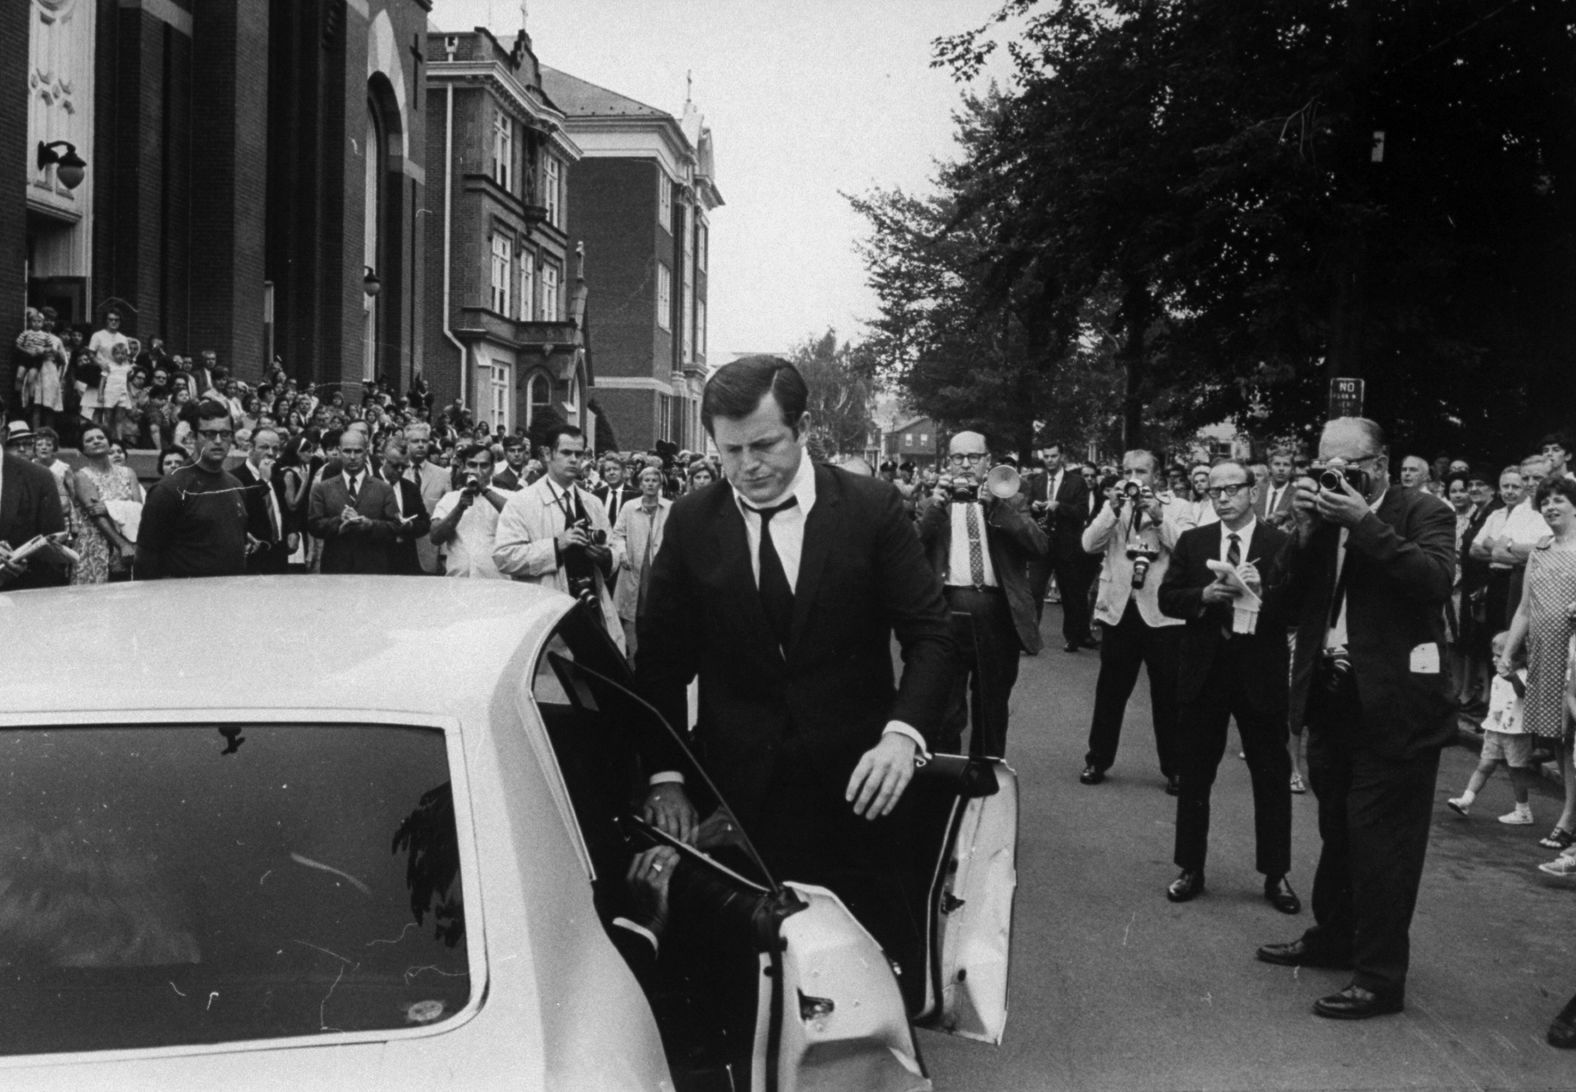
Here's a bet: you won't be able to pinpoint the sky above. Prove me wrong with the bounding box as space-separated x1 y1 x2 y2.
431 0 1017 363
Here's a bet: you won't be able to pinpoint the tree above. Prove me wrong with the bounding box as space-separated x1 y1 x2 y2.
789 330 878 458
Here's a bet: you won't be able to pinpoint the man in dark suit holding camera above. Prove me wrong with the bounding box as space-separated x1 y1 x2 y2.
1158 459 1298 915
1031 442 1096 649
1255 417 1455 1020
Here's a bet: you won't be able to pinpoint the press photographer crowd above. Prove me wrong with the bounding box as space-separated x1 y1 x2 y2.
9 336 1576 1045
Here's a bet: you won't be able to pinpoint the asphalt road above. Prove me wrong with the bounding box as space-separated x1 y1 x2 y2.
920 605 1576 1092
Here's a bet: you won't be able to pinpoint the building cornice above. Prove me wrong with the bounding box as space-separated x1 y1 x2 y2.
429 62 583 161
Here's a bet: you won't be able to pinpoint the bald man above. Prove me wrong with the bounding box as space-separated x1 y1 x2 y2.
918 430 1047 756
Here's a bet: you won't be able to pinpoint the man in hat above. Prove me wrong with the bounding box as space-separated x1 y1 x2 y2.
0 424 68 590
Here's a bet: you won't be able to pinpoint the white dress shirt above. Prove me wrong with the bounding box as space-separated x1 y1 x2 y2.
944 501 999 587
431 489 503 579
731 453 816 590
1326 491 1386 651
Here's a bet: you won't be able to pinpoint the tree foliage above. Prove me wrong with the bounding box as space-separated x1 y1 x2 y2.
856 0 1576 460
788 330 878 457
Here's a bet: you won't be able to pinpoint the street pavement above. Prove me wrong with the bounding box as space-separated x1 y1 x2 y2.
921 604 1576 1091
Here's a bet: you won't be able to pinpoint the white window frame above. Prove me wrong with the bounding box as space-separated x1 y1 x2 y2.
658 172 672 232
493 111 513 192
545 157 562 228
519 250 535 322
696 297 706 358
476 359 513 434
541 263 560 322
697 219 708 272
527 371 552 427
656 262 671 331
490 233 513 315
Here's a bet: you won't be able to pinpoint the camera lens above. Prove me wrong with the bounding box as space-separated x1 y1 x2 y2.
1318 468 1344 491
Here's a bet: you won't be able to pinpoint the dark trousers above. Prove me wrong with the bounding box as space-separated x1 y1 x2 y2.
941 587 1021 758
1084 598 1181 776
1302 669 1441 997
1055 545 1096 646
1027 555 1052 624
1173 640 1292 876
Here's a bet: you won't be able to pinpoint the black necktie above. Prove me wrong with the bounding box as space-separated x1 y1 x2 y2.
346 474 359 503
1227 532 1241 568
754 496 798 652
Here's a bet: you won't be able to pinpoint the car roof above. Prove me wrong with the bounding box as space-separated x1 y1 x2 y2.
0 576 571 717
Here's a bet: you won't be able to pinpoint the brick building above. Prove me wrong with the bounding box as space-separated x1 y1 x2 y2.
539 66 721 453
423 27 590 438
5 0 430 397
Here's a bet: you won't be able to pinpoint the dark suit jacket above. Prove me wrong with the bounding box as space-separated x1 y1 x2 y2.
1283 488 1456 758
386 475 432 576
232 461 293 574
1031 467 1092 558
1159 520 1291 716
595 484 641 520
492 465 524 492
307 472 400 574
0 454 69 590
635 463 955 828
918 493 1048 653
1253 478 1297 528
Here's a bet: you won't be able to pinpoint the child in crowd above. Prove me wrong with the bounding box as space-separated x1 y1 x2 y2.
1448 632 1536 825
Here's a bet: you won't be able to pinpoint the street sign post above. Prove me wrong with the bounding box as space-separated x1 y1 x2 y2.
1328 377 1365 419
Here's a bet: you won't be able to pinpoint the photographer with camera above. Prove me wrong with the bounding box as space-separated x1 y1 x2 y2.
1254 416 1455 1021
919 431 1048 757
429 443 509 579
493 424 623 650
1079 450 1198 792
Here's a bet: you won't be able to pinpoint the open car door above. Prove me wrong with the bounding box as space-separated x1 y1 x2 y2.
907 754 1018 1044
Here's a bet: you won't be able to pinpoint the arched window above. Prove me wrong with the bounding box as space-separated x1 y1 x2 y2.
527 371 552 426
363 93 387 382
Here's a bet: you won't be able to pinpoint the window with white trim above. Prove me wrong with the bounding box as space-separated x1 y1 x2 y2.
696 298 707 358
493 112 513 192
545 157 562 228
656 262 671 331
541 263 560 322
490 233 513 315
682 211 695 361
697 220 708 272
527 371 552 426
658 172 672 232
519 250 535 322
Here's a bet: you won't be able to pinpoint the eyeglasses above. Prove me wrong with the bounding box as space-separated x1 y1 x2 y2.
196 429 233 441
1205 483 1250 500
949 452 987 463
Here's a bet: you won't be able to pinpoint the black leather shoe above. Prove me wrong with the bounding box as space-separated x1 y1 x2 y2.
1079 764 1105 785
1064 641 1080 653
1255 937 1352 969
1313 984 1403 1020
1264 876 1302 915
1080 638 1100 650
1548 992 1576 1048
1164 774 1181 796
1166 870 1204 902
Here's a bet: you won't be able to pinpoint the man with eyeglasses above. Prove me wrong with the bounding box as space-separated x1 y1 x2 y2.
919 431 1047 756
1158 459 1299 915
493 423 622 648
134 400 250 579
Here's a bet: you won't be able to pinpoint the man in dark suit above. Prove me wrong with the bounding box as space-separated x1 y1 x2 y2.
233 427 295 574
920 430 1046 757
635 355 954 998
307 427 400 574
378 436 432 576
0 450 69 590
1253 446 1297 530
491 435 528 491
593 455 641 519
1256 417 1455 1020
1031 442 1096 650
1158 459 1299 914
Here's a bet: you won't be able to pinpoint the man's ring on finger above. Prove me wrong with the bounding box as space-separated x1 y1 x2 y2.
652 862 663 873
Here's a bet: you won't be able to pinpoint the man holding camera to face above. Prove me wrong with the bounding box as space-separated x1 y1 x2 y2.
1079 449 1198 791
919 430 1047 757
1254 416 1455 1021
493 423 623 650
429 443 509 579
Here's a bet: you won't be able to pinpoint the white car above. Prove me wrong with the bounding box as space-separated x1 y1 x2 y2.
0 577 1016 1090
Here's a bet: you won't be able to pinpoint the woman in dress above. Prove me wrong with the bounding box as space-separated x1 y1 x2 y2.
1501 476 1576 852
14 308 65 432
70 424 141 585
278 432 319 571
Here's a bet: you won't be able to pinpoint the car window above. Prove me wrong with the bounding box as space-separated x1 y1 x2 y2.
0 723 471 1056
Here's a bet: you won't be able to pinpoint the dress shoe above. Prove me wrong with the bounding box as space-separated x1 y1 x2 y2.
1255 937 1352 969
1079 764 1105 786
1064 641 1080 653
1263 876 1301 915
1164 774 1181 796
1080 638 1100 650
1547 992 1576 1048
1313 984 1403 1020
1166 870 1204 902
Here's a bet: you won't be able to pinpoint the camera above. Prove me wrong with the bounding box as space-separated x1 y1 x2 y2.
1317 647 1353 693
570 517 607 548
462 474 482 495
1316 464 1371 495
1126 545 1160 589
949 475 981 504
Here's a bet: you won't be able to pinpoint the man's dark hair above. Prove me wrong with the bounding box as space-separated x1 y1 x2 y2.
503 435 526 451
539 423 584 455
1535 476 1576 509
194 399 231 424
1541 430 1574 453
701 355 808 436
322 428 343 451
459 443 493 465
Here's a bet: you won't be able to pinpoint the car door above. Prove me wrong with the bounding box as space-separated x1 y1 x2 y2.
906 754 1019 1045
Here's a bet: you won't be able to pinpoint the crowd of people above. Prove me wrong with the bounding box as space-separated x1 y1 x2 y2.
7 339 1576 1046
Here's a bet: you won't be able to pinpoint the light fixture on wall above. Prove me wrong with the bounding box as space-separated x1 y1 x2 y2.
363 266 382 297
37 141 86 190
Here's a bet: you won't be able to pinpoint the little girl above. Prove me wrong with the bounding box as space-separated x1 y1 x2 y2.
1448 632 1535 824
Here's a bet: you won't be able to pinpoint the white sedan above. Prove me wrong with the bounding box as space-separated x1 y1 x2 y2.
0 577 1016 1090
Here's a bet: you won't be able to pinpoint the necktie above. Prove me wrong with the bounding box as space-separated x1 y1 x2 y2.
1227 532 1241 568
754 496 798 652
966 502 986 586
346 474 359 504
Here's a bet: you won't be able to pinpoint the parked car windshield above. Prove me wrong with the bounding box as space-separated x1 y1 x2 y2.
0 722 470 1057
